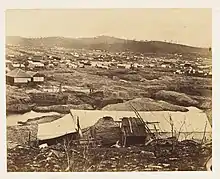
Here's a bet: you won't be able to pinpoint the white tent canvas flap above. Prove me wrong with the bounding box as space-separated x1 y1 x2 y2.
37 114 78 140
70 108 212 141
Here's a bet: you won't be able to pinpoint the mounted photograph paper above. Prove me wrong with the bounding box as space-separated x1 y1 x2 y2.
5 8 212 172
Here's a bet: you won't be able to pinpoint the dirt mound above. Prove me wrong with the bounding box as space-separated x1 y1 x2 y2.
155 90 199 107
198 100 212 110
67 94 84 105
102 98 188 112
6 85 32 104
190 96 212 110
7 124 38 147
33 104 93 114
93 98 124 109
119 74 142 81
7 104 34 114
90 116 121 146
30 92 68 105
89 91 104 98
6 85 33 113
158 76 174 81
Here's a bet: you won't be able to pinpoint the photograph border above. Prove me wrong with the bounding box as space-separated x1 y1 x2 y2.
1 1 219 179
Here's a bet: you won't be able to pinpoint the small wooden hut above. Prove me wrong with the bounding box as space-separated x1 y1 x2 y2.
6 68 32 85
121 117 147 147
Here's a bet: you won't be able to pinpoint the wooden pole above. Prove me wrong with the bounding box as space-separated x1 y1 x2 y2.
28 131 31 146
201 121 208 144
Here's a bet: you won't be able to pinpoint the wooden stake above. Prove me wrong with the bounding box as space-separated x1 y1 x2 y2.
201 121 207 144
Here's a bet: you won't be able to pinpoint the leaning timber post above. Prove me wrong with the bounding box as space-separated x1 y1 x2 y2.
77 116 82 144
171 124 174 138
28 131 31 146
123 135 127 147
70 112 80 144
201 121 208 144
36 139 39 147
93 127 97 144
122 126 127 147
59 83 62 93
153 124 158 139
169 115 174 138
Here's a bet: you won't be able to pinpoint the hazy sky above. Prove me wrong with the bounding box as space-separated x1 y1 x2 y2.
5 9 212 47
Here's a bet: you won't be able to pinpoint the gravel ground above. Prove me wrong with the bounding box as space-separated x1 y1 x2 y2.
7 139 211 172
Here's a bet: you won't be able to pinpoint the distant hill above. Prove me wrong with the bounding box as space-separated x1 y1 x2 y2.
6 36 210 55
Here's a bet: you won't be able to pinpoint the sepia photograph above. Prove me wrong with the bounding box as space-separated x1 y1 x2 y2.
5 8 212 172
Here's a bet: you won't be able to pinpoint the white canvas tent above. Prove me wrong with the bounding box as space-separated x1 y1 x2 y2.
70 107 212 141
37 114 79 141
